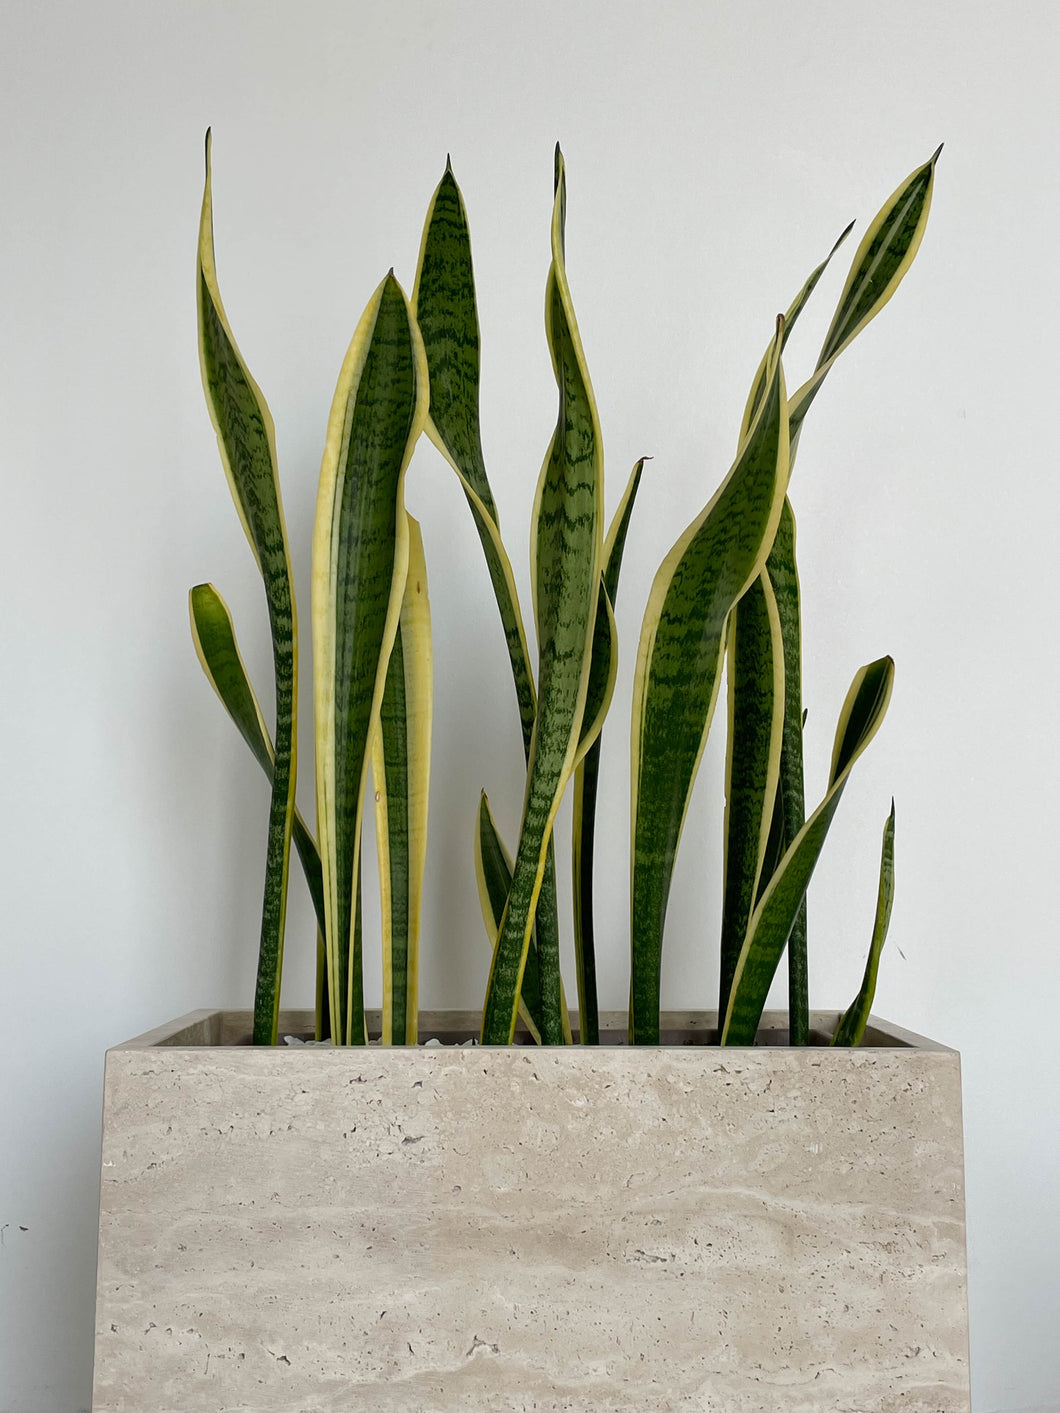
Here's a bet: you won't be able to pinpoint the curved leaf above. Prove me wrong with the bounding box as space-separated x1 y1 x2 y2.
831 801 896 1046
480 147 603 1044
312 272 428 1045
721 656 894 1045
188 583 325 937
629 326 789 1044
739 221 854 444
788 147 941 456
197 132 298 1046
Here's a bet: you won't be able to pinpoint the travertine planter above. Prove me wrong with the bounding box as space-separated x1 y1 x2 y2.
93 1009 969 1413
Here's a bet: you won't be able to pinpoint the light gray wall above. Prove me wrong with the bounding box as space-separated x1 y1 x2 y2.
1 2 1056 1410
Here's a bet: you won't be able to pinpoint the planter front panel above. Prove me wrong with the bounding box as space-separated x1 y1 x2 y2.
93 1015 969 1412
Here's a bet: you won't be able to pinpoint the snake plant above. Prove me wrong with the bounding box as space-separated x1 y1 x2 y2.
190 133 938 1047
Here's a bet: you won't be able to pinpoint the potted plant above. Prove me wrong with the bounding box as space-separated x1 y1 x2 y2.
92 137 969 1412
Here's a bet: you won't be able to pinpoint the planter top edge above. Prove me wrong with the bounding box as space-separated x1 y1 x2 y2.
108 1008 957 1054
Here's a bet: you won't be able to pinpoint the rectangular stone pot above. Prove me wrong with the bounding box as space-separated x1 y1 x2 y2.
92 1009 969 1412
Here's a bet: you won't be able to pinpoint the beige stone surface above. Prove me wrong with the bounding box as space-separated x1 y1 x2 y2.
92 1011 969 1412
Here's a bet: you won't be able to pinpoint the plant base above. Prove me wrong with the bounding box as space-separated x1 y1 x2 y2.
92 1009 969 1412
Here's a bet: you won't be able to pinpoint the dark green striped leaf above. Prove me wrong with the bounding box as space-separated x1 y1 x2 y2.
372 516 432 1046
629 327 789 1045
572 458 646 1045
832 801 896 1046
197 132 297 1047
789 148 941 455
473 793 547 1045
740 222 854 441
480 147 603 1045
719 574 784 1020
763 500 810 1043
413 161 535 750
413 157 566 1035
721 656 894 1045
312 272 428 1046
189 583 325 937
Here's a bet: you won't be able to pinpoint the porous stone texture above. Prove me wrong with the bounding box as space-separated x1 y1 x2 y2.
92 1011 969 1412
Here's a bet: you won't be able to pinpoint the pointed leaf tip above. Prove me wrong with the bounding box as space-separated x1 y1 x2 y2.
445 153 453 173
932 142 944 164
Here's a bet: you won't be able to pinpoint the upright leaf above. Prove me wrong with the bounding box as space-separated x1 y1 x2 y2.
721 656 894 1045
719 573 785 1019
371 516 432 1046
572 458 646 1044
832 802 896 1047
197 132 298 1046
312 272 428 1046
476 793 572 1046
413 156 566 1032
412 160 535 749
629 326 789 1045
763 500 810 1042
480 147 603 1045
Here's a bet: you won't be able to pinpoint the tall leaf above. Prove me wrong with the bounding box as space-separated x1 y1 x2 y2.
629 325 789 1045
572 458 646 1044
197 132 298 1046
480 147 603 1045
763 501 810 1042
719 572 785 1019
721 656 894 1045
832 801 896 1047
312 272 428 1046
413 156 566 1035
371 515 432 1046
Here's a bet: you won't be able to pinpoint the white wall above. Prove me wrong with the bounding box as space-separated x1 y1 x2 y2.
1 2 1056 1409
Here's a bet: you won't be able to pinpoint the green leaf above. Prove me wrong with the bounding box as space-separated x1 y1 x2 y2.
629 326 789 1045
788 147 941 456
719 573 785 1020
480 147 603 1045
739 221 854 443
371 516 432 1046
197 132 298 1047
473 793 546 1045
572 458 646 1044
721 656 895 1045
763 499 810 1043
832 801 896 1047
413 156 566 1040
188 583 325 937
413 160 536 751
312 271 428 1046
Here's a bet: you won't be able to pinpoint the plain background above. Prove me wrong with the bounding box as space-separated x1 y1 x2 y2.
1 3 1056 1410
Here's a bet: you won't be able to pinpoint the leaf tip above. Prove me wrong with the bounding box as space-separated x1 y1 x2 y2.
834 218 856 252
445 152 453 173
931 141 944 165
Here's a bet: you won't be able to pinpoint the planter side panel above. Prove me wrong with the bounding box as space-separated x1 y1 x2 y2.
93 1045 968 1413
